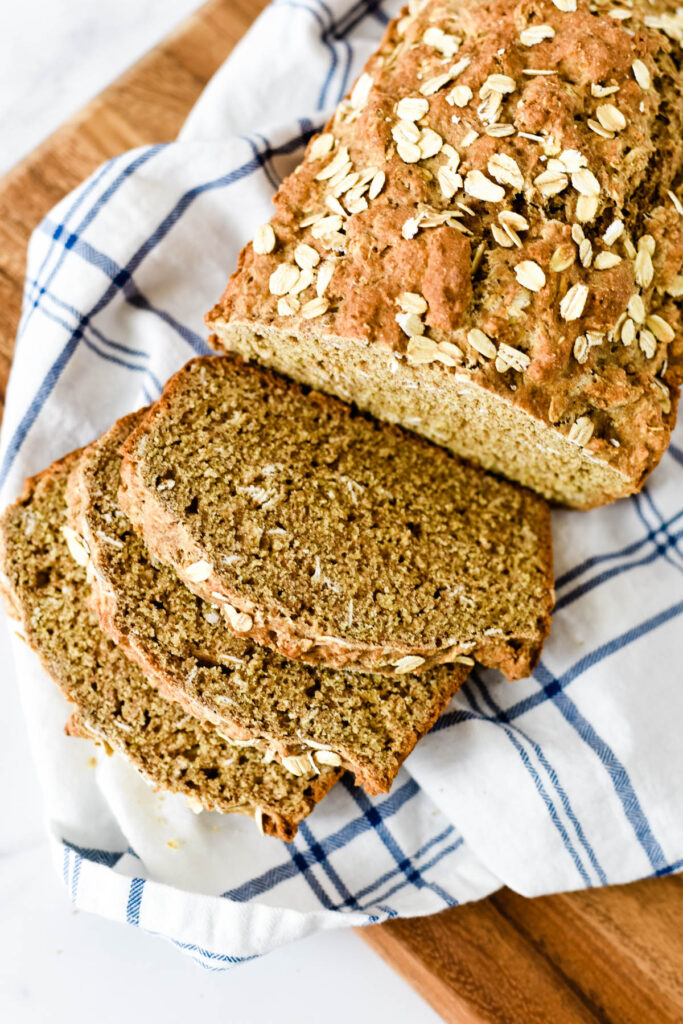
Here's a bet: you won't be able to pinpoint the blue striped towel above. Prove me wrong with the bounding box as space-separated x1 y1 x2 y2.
2 0 682 970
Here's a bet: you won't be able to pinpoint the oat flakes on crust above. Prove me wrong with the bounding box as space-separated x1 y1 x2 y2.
208 0 683 508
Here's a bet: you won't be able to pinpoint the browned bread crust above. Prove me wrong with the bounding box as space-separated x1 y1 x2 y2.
0 452 339 840
118 355 554 681
208 0 683 508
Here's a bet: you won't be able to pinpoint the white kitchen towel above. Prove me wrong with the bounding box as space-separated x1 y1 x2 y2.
2 0 682 970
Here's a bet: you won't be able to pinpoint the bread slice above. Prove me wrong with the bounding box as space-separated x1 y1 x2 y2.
0 451 339 840
119 355 554 681
68 411 469 795
207 0 683 509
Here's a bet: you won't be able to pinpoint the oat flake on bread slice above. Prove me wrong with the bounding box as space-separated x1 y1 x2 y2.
119 355 554 681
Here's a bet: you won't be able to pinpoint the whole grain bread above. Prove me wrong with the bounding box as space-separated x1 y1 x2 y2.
68 410 470 794
119 355 554 680
207 0 683 509
0 451 339 840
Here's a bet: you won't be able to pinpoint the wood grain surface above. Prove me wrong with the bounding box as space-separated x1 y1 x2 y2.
0 2 681 1022
362 878 683 1023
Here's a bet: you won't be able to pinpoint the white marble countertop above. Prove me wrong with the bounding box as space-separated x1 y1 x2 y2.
0 2 441 1020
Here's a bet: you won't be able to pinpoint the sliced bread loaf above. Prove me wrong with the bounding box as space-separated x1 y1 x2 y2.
68 411 469 795
119 355 554 680
0 451 339 840
207 0 683 509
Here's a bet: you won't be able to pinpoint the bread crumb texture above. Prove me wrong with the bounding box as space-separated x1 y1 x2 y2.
67 411 470 794
0 454 339 840
209 0 683 508
119 356 554 683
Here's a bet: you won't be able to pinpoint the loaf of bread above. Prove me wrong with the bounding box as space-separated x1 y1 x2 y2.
67 411 470 795
119 356 554 680
0 452 339 840
207 0 683 509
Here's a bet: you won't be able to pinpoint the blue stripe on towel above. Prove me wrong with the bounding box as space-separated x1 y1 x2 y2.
126 877 146 926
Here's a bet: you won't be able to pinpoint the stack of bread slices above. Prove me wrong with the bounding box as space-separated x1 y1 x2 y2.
4 0 682 840
0 355 553 839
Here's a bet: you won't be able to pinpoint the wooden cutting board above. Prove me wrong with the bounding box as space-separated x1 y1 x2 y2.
1 2 681 1021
